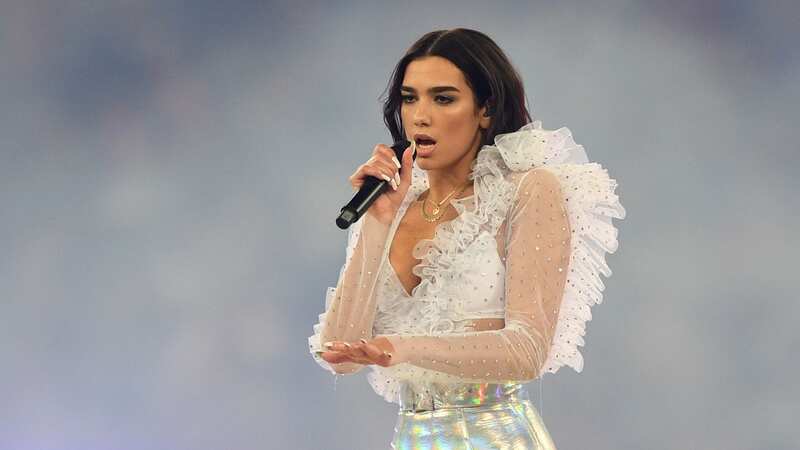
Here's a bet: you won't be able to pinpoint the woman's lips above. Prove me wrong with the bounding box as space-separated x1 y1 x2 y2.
416 141 435 157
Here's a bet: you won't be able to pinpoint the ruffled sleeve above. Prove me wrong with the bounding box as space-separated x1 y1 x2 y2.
535 160 625 374
308 212 392 374
490 120 627 376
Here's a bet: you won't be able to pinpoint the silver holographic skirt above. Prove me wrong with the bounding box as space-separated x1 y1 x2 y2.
391 381 556 450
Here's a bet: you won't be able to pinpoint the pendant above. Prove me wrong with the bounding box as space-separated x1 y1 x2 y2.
431 205 440 215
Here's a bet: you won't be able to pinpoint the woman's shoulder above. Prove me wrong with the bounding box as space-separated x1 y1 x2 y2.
504 166 564 205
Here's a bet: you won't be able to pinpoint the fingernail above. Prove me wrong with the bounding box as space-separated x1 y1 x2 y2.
390 178 397 190
323 341 333 349
394 172 401 186
343 342 352 349
391 156 401 168
359 338 367 344
381 173 391 183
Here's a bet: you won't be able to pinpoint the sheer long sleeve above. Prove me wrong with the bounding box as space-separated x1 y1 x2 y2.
380 167 571 382
308 212 391 374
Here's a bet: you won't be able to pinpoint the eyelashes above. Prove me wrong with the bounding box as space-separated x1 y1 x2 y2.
400 95 454 105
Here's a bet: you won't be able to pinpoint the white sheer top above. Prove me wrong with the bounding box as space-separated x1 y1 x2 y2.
309 120 626 404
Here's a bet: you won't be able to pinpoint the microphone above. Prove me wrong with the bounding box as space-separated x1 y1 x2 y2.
335 139 412 230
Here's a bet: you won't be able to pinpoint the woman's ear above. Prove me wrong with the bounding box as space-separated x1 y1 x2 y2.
479 105 491 129
479 96 494 129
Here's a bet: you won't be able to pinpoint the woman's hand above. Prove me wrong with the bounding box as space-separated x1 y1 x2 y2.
320 336 395 367
348 141 415 225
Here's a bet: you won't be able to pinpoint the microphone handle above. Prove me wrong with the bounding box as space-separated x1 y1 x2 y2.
335 139 412 230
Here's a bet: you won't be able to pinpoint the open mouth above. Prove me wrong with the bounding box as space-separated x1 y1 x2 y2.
415 137 437 154
413 135 437 157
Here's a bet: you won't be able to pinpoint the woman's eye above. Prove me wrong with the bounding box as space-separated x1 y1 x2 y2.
400 95 453 104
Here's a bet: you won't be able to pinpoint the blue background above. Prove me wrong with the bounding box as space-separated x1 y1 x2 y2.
1 1 798 449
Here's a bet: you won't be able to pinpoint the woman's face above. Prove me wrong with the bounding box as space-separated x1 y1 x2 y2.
400 56 490 170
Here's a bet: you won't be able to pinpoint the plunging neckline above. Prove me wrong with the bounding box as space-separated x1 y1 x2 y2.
386 258 414 298
385 191 475 298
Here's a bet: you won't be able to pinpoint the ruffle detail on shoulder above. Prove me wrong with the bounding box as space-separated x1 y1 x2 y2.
489 119 626 376
307 217 365 374
492 120 590 167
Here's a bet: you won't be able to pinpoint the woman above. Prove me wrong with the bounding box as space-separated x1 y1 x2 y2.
309 28 626 449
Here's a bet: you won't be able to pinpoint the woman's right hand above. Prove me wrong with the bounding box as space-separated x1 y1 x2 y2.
348 141 415 225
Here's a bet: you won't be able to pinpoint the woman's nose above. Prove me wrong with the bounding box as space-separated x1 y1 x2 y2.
413 102 431 126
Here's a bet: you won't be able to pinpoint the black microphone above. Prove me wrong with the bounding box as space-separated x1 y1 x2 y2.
336 139 413 230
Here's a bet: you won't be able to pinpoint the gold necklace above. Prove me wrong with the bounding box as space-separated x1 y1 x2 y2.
420 181 471 222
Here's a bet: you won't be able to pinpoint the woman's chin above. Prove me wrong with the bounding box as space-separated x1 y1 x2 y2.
415 155 434 167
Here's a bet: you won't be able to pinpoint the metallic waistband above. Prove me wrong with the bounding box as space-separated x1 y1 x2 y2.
398 381 527 412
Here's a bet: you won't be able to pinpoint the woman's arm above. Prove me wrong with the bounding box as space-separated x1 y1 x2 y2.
309 212 392 374
378 168 571 382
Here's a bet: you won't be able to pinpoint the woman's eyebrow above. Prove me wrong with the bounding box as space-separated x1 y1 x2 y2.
400 85 461 93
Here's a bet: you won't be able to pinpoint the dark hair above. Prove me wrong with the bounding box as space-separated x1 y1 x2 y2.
380 28 532 149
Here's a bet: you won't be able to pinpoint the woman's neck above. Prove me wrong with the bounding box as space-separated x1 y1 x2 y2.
423 154 476 202
419 130 483 202
425 174 470 202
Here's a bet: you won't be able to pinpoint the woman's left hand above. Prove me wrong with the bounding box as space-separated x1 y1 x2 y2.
320 336 395 367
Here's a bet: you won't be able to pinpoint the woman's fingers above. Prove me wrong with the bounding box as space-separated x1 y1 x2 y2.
357 163 397 190
320 351 351 364
358 341 392 367
368 159 399 190
345 342 369 361
320 349 369 365
324 341 348 352
324 340 391 366
323 341 368 364
371 145 403 187
400 141 415 186
369 154 399 177
347 142 413 198
378 142 413 189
